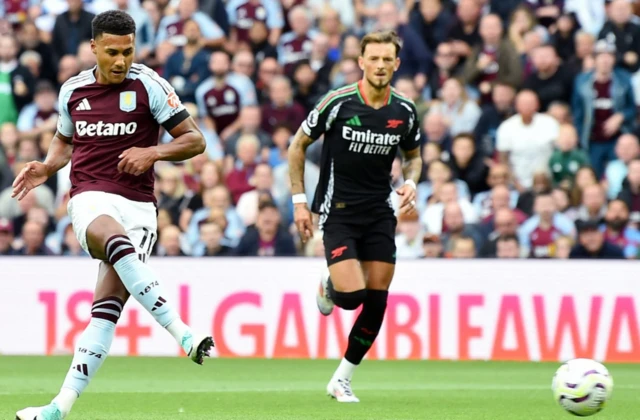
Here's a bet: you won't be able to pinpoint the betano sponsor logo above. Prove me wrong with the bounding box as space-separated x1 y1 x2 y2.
75 121 138 137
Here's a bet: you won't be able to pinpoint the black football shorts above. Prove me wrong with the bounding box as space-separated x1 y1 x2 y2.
322 217 397 266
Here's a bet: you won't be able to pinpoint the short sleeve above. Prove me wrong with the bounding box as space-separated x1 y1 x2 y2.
301 93 338 140
495 122 511 152
193 12 224 39
264 0 284 29
400 102 421 151
194 78 213 119
141 68 189 130
57 86 74 137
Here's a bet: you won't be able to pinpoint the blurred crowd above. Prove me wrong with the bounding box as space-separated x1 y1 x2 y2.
0 0 639 260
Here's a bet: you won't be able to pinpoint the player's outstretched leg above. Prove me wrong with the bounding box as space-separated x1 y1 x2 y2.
90 216 214 364
16 291 125 420
326 261 393 403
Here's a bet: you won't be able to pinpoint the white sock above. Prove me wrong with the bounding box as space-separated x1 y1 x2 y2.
52 388 78 416
167 318 192 353
333 358 357 381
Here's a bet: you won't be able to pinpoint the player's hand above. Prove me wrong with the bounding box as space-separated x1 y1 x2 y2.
396 181 417 215
118 147 158 176
11 161 49 200
293 203 314 243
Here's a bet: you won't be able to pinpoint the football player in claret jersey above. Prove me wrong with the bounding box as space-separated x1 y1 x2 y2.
288 30 422 402
13 11 213 420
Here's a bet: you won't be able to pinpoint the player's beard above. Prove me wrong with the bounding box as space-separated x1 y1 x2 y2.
367 75 390 90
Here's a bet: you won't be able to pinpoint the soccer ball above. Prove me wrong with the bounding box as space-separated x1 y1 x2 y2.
552 358 613 417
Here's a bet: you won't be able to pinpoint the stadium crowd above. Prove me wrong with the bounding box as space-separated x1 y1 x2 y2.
0 0 639 259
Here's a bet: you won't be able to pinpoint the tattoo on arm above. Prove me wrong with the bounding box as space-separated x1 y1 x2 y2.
401 147 422 184
288 128 317 195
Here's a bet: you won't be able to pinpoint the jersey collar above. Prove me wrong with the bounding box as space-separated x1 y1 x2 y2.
357 80 391 107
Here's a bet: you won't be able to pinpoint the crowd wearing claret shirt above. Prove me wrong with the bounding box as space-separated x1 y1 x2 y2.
0 0 639 260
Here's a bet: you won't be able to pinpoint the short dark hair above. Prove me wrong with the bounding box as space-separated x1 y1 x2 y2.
497 234 519 245
92 10 136 40
360 30 402 57
258 200 278 212
452 133 475 144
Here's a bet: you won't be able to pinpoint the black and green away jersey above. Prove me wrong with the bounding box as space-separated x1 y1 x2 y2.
301 81 421 224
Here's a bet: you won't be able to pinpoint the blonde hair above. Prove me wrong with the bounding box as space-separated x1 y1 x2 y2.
360 30 402 57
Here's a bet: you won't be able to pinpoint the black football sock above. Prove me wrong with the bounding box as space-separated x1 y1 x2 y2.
344 289 388 365
327 276 366 310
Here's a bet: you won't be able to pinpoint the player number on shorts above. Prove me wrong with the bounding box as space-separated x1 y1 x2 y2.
138 227 155 263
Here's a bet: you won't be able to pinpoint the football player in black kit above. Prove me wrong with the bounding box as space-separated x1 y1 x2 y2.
288 30 422 402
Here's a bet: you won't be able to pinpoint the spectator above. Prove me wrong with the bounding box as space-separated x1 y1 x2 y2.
234 201 296 256
260 75 306 135
278 5 315 77
308 32 334 90
570 166 599 207
197 221 234 256
522 44 574 111
507 5 540 55
473 169 520 219
426 41 461 101
224 106 272 157
16 80 58 140
495 234 521 259
552 234 574 259
516 170 553 216
226 134 261 204
196 51 258 142
187 185 245 247
235 163 279 226
440 201 483 252
422 112 452 154
395 210 425 258
428 78 482 137
247 21 279 69
447 0 482 63
603 199 640 258
421 181 478 234
473 81 516 157
61 223 86 256
157 165 190 226
566 30 596 77
422 233 444 258
448 133 489 198
409 0 455 53
17 21 56 85
604 133 640 199
519 192 575 258
376 0 431 92
156 225 186 257
598 0 640 74
156 0 225 49
163 19 210 104
292 60 323 113
0 217 16 255
549 123 589 188
569 218 625 259
546 100 572 125
227 0 284 49
618 158 640 223
497 90 559 191
572 39 636 178
449 234 477 258
51 0 95 61
462 13 523 102
17 220 53 255
0 34 35 125
180 161 222 231
479 207 520 257
417 159 470 213
552 186 579 221
576 183 608 223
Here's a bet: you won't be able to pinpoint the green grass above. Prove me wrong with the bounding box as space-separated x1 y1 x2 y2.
0 357 637 419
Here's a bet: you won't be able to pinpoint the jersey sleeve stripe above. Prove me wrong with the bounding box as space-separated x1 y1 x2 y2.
317 85 357 113
129 65 172 94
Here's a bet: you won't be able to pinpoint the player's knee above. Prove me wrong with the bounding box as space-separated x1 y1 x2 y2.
363 289 389 315
86 215 127 260
331 288 367 310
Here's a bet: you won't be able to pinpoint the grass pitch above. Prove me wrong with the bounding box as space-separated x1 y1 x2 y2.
0 357 637 419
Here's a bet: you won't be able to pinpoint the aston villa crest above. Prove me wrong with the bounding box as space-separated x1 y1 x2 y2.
120 91 136 112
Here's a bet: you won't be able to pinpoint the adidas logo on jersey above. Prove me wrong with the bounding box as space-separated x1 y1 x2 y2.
346 116 362 126
76 98 91 111
75 120 138 137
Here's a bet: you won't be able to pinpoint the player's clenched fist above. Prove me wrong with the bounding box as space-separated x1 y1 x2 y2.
11 161 49 200
293 203 313 243
396 180 417 215
118 147 158 176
